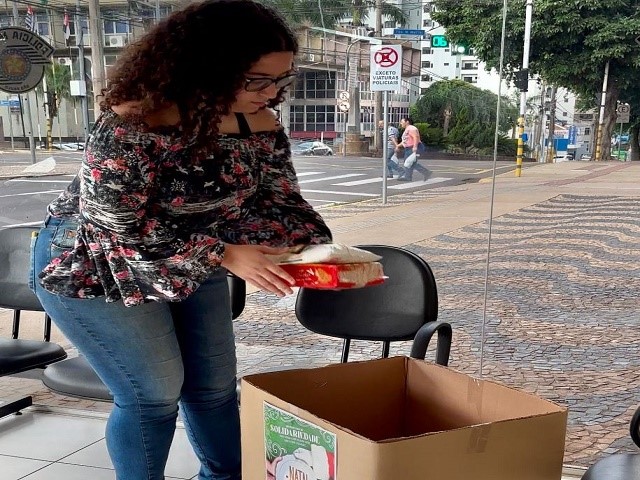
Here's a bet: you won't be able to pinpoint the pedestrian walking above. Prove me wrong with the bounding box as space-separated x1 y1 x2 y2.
378 120 404 178
396 116 431 182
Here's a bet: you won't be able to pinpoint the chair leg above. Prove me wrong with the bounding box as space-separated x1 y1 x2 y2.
44 314 52 342
0 395 32 419
381 341 390 358
341 339 351 363
12 310 21 339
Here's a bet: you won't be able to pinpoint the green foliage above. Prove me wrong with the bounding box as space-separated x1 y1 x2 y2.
414 122 431 142
423 127 445 146
431 0 640 155
35 64 71 118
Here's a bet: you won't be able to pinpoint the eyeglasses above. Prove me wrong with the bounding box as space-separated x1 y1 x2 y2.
244 71 298 92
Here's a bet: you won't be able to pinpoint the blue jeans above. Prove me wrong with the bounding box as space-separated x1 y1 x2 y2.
31 216 240 480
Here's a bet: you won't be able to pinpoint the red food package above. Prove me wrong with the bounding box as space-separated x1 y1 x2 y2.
281 262 386 289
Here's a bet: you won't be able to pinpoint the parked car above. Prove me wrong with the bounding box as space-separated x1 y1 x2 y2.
291 141 333 156
579 153 591 160
553 152 574 162
36 142 84 151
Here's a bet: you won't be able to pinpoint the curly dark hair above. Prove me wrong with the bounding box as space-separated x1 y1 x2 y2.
101 0 298 142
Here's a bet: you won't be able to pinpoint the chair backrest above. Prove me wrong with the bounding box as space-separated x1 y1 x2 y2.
0 226 44 312
295 245 438 343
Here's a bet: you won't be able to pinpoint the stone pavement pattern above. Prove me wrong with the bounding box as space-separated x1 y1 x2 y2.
1 159 640 471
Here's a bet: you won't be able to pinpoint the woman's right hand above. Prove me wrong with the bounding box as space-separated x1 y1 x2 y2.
221 244 295 297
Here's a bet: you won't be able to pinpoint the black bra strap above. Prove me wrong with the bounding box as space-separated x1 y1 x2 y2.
234 113 252 136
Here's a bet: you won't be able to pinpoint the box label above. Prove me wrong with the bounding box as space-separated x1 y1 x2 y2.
264 402 336 480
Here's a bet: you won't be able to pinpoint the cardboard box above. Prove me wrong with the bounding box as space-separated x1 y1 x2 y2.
241 357 567 480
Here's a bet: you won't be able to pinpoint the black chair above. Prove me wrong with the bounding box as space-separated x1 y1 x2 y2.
581 406 640 480
0 226 68 419
295 244 452 365
42 272 247 402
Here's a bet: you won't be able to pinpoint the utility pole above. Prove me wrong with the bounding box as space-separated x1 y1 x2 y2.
11 1 36 163
88 0 106 116
515 0 532 177
374 0 383 153
76 0 90 141
594 61 609 162
545 86 557 162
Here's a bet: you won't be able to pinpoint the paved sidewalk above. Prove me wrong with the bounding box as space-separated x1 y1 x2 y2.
1 159 640 472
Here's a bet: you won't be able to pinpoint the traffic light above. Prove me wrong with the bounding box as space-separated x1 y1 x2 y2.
514 69 529 91
454 42 470 54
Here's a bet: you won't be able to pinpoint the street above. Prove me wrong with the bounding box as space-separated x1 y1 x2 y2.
0 150 520 228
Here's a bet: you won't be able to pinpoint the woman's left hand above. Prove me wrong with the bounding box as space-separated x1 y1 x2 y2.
221 244 295 297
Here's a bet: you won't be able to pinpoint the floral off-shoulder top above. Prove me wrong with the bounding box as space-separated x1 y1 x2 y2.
39 109 332 307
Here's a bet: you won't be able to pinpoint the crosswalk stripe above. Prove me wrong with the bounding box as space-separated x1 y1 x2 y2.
301 189 378 197
298 173 364 184
334 177 386 186
388 177 452 190
295 171 324 177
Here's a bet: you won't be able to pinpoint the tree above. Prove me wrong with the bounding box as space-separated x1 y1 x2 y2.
431 0 640 160
36 63 71 148
413 80 517 138
258 0 406 29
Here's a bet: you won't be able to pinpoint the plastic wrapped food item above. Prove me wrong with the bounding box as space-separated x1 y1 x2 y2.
267 244 381 265
281 262 385 289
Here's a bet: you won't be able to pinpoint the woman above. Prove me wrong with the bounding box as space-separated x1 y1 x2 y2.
30 1 332 479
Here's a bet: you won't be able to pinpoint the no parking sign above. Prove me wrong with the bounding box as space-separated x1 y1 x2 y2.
370 45 402 92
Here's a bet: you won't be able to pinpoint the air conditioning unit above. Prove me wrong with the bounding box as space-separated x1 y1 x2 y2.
107 35 126 48
58 57 72 66
304 53 315 62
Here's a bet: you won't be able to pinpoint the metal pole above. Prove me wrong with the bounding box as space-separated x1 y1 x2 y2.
11 1 36 163
374 0 383 154
617 121 623 160
382 90 388 204
155 0 160 24
7 97 14 150
595 61 609 162
76 0 89 141
515 0 533 177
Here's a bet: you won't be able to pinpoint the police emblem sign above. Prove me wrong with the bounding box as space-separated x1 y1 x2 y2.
0 27 54 94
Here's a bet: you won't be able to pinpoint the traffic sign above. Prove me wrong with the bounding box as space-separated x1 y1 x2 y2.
338 90 350 101
369 45 402 92
617 103 630 123
430 35 449 48
337 100 350 113
393 28 426 37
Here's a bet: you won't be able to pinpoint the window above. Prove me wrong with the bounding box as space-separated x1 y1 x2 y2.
462 76 477 84
443 62 450 66
562 111 568 117
0 14 11 27
295 71 336 99
421 75 432 82
462 62 478 70
422 47 432 55
384 20 395 28
423 4 433 13
289 105 336 132
103 11 130 34
36 12 49 36
421 87 429 94
421 61 433 68
584 127 591 135
423 20 433 28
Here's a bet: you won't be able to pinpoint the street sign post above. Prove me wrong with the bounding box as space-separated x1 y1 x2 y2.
616 103 630 124
370 45 402 204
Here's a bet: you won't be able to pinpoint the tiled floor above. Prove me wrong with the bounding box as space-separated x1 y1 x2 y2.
0 407 586 480
0 408 200 480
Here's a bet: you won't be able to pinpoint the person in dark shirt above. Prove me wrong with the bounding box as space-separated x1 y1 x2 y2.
29 1 331 479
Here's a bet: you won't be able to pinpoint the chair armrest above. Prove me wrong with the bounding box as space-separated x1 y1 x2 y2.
410 321 452 366
631 405 640 448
